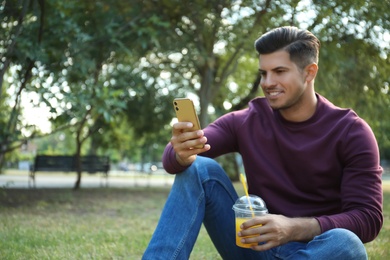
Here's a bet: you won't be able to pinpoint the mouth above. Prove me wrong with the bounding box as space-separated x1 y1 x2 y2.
266 90 283 99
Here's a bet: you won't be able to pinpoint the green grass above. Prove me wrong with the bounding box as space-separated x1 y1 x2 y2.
0 182 389 259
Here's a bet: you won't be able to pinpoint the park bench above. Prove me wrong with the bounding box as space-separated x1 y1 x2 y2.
29 155 110 188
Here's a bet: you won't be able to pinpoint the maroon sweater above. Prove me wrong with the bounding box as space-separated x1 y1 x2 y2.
162 94 383 243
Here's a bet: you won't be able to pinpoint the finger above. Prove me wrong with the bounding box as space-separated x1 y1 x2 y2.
239 226 262 238
173 140 210 158
241 216 268 229
239 233 273 252
174 128 204 141
173 122 194 133
173 131 206 147
251 241 276 252
178 138 209 152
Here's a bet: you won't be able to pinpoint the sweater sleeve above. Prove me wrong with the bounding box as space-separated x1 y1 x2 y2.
315 118 383 243
162 111 241 174
162 143 191 174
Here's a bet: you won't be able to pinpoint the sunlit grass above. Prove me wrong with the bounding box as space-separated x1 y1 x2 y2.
365 181 390 259
0 181 388 259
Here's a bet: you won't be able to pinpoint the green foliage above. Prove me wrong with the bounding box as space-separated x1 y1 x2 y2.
316 30 390 158
1 0 389 169
33 131 76 156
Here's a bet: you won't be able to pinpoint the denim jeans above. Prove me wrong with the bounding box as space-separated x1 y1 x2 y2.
142 156 367 260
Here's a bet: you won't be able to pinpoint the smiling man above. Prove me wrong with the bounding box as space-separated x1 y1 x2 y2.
143 26 383 260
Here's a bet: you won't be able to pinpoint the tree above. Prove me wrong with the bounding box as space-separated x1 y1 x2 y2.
0 0 176 185
136 0 275 126
144 0 390 154
135 0 390 179
0 0 48 171
1 0 389 184
44 0 174 189
307 0 390 157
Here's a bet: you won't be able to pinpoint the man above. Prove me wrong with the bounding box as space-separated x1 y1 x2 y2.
143 26 383 259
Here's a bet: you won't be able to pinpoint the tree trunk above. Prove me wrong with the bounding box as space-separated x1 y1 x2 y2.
198 69 212 127
0 153 5 174
73 139 82 190
216 153 240 182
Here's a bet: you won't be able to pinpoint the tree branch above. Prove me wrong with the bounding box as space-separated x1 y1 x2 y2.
0 0 31 98
230 72 261 111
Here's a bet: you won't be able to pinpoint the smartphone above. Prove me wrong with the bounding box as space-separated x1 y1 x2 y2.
173 98 204 149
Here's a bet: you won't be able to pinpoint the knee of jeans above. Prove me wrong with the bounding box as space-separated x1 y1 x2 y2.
183 156 225 181
326 228 360 242
323 228 367 259
192 156 220 169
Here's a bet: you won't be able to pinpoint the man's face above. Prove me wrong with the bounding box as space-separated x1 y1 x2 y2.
259 50 310 113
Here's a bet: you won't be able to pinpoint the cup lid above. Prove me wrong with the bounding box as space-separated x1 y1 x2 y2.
232 195 268 214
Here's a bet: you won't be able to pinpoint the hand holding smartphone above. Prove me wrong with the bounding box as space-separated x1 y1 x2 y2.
173 98 204 149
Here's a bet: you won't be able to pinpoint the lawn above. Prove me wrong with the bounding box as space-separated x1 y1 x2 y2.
0 182 388 259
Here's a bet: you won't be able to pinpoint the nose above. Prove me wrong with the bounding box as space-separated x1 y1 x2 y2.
260 74 276 88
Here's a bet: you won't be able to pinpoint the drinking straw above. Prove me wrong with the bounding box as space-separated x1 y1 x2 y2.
240 173 255 218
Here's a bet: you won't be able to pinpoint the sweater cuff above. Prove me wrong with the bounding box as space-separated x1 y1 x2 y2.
315 216 332 234
162 144 191 174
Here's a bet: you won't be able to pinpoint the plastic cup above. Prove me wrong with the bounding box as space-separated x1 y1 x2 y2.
232 195 268 248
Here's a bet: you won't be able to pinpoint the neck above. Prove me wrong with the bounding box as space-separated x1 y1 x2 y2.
280 91 318 122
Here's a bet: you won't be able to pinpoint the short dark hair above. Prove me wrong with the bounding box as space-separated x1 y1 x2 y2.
254 26 320 70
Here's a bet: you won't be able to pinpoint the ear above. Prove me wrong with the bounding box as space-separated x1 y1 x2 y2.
304 63 318 83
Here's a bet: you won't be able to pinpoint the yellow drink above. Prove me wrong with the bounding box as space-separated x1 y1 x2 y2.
232 193 268 248
235 217 260 248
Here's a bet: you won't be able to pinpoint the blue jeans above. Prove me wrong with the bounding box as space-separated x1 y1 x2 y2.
143 156 367 260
